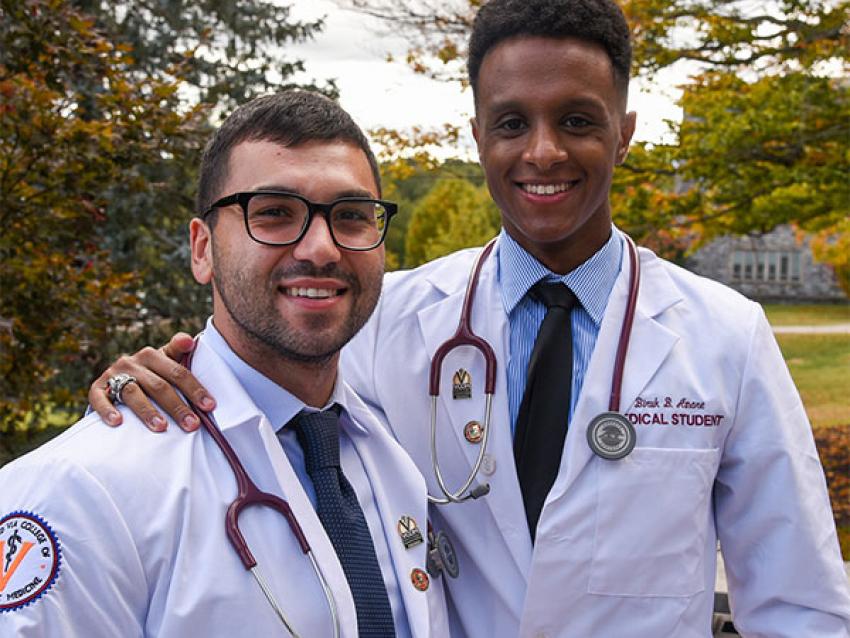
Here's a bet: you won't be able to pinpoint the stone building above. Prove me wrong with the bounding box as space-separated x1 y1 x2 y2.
687 225 847 302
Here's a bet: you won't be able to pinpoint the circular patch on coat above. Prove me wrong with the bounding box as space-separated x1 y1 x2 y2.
0 512 61 612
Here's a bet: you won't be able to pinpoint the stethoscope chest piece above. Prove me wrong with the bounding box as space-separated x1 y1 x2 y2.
427 530 460 579
586 411 636 460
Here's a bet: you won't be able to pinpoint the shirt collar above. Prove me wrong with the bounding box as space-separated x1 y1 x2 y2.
203 318 350 432
497 226 623 326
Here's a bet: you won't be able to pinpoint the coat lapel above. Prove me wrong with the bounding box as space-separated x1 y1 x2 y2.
344 389 433 638
416 240 533 581
546 245 683 504
189 339 359 637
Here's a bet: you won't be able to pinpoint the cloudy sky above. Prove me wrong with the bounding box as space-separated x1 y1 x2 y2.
286 1 684 158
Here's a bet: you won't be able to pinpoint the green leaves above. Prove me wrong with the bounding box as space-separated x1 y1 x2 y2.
404 177 499 268
341 1 849 286
1 0 333 451
0 0 200 435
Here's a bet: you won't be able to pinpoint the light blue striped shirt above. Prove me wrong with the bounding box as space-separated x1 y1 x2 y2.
497 228 623 434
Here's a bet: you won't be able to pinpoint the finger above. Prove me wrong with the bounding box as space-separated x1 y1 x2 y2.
161 332 195 362
136 344 216 416
116 378 170 432
88 356 169 431
89 372 124 427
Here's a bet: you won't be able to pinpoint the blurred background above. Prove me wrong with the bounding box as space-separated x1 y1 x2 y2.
1 0 848 556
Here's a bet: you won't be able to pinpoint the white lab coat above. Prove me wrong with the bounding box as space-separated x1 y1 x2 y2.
342 234 850 638
0 337 449 637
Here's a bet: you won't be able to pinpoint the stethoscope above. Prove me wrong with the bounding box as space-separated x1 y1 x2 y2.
180 345 340 638
428 233 641 505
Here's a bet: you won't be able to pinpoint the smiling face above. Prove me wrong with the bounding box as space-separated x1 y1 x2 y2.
472 36 636 274
190 139 385 369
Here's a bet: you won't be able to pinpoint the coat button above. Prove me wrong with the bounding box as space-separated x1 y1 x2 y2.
481 453 496 476
411 567 430 591
464 420 484 444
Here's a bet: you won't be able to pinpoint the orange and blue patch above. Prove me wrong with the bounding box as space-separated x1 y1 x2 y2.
0 511 61 612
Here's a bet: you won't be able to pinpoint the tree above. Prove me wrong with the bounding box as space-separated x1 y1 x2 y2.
73 0 334 108
67 1 337 365
404 177 500 268
339 0 850 280
0 0 204 457
0 0 332 462
382 158 486 268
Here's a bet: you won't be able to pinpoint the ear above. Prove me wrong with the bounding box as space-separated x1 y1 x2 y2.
190 217 213 285
470 116 483 164
616 111 637 165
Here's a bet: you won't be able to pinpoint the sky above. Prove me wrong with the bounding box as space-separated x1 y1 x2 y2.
286 1 685 159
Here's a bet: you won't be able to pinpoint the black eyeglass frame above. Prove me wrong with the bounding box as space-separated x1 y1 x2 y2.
203 190 398 252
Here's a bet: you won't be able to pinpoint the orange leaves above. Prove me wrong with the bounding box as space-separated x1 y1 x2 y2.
370 123 462 180
814 426 850 529
0 0 203 433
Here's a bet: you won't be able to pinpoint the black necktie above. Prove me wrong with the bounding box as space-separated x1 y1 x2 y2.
294 408 396 638
513 281 578 541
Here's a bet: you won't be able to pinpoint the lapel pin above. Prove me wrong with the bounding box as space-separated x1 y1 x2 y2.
397 515 424 549
410 567 430 591
452 369 472 399
464 420 484 444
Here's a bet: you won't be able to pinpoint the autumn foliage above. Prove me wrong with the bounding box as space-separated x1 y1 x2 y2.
0 1 203 436
815 427 850 529
341 0 850 284
0 0 334 461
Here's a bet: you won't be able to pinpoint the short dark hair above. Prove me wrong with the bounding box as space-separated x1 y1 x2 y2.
196 90 381 216
468 0 632 102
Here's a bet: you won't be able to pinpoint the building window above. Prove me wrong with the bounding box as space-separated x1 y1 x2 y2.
731 250 802 283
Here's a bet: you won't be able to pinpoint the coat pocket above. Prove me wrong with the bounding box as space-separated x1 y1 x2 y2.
588 447 720 597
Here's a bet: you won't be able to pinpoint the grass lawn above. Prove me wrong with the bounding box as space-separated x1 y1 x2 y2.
763 303 850 326
774 333 850 429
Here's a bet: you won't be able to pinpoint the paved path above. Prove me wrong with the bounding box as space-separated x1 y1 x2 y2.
773 323 850 334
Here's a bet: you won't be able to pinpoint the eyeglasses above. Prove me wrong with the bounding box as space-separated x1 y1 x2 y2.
204 190 398 251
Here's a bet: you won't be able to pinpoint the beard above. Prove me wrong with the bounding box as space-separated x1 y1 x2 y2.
211 242 382 366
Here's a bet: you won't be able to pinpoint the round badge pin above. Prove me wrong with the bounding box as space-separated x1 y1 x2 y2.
435 531 459 578
463 420 483 444
410 567 430 591
0 511 62 612
586 412 636 460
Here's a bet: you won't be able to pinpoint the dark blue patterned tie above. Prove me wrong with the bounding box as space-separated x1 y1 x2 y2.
294 408 396 637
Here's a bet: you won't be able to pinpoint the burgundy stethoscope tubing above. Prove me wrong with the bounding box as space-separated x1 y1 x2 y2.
428 233 640 407
428 238 498 397
610 235 640 413
181 346 311 566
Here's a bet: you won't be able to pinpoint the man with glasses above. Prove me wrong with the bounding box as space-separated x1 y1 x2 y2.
82 0 850 635
0 90 448 637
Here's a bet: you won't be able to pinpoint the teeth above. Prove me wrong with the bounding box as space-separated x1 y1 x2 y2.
285 287 338 299
522 182 573 195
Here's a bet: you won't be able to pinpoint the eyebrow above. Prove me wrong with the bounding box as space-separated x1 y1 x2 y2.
253 185 377 200
485 96 608 114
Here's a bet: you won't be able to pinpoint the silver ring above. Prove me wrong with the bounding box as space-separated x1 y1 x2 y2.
107 373 137 405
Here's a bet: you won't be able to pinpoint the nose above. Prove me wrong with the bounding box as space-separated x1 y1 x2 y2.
522 124 568 171
291 215 341 268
